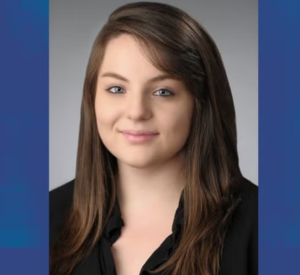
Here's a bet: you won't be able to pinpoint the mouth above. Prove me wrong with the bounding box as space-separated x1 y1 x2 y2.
119 130 159 142
120 130 159 135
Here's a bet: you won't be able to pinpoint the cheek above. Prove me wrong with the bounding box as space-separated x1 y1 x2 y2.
166 100 193 133
95 95 118 135
170 113 192 138
161 101 193 147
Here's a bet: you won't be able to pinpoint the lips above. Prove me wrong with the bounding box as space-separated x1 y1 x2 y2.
120 130 158 135
119 130 159 142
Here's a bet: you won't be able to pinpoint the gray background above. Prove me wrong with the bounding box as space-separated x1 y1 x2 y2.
50 0 258 191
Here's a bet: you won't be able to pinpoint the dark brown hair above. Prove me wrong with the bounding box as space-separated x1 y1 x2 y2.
50 2 242 275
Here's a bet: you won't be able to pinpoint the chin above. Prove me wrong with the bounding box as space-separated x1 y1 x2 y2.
117 154 159 169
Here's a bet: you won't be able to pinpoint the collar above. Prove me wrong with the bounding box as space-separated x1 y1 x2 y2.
103 193 184 245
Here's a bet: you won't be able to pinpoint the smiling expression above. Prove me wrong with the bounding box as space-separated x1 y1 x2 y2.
95 34 194 169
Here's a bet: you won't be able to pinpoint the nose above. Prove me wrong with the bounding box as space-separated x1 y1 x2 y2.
126 92 152 121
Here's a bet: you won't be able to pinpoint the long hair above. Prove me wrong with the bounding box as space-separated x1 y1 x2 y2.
50 2 243 275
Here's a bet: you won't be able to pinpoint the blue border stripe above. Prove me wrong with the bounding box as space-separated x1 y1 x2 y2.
260 0 300 274
0 0 48 273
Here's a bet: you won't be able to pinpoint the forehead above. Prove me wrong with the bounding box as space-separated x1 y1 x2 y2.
99 34 164 80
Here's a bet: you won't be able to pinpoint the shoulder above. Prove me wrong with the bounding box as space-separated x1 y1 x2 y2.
220 177 258 274
237 177 258 212
230 177 258 233
235 177 258 227
50 179 75 209
50 179 75 247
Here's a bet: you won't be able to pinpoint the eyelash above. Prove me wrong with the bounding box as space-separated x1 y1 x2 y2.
106 86 174 97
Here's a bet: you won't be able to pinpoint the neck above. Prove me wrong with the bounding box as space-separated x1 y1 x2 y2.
116 152 186 219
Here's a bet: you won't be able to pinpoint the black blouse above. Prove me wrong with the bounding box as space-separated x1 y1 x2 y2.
50 177 258 275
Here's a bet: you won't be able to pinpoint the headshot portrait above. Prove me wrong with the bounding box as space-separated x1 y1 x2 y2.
50 1 258 275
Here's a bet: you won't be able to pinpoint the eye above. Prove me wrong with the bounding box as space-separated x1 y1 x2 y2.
107 86 125 94
154 89 174 97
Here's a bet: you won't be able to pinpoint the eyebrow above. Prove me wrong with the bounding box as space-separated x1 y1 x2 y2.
100 72 180 83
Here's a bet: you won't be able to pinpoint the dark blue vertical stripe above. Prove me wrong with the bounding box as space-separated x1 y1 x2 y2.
260 0 300 274
0 0 48 274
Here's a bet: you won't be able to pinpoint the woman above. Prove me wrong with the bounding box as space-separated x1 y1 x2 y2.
50 2 258 275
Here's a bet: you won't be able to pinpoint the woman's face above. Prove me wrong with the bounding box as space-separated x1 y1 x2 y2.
95 34 194 169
